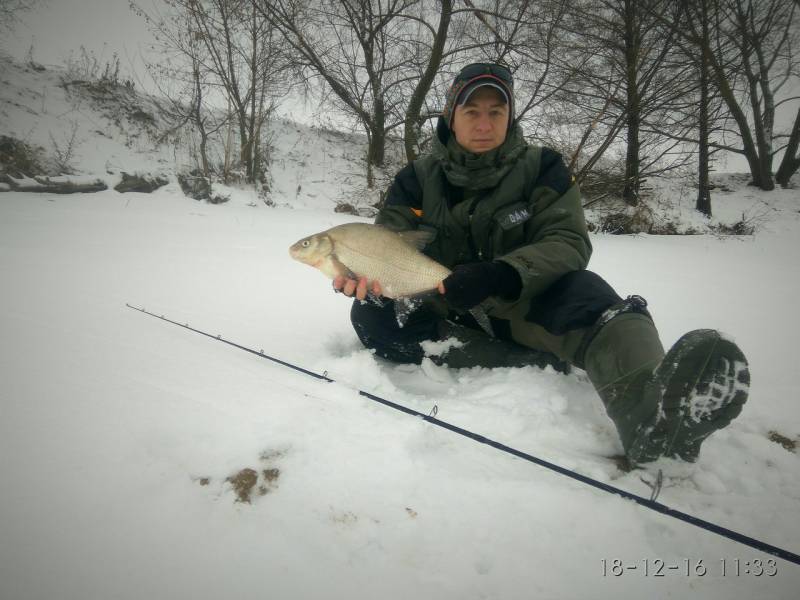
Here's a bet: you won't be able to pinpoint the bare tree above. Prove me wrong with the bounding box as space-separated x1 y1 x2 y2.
261 0 570 179
639 0 732 216
191 0 290 183
671 0 799 191
557 0 688 206
259 0 424 184
135 0 290 184
132 2 226 178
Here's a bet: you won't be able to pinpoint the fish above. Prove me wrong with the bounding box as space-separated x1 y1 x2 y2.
289 222 449 299
289 222 494 335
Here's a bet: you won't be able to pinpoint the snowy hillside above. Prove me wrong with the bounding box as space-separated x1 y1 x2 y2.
0 56 387 214
1 56 800 599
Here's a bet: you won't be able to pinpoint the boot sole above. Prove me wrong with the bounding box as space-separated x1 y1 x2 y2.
655 329 750 462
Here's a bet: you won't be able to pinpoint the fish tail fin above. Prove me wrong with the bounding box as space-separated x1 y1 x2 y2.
468 304 495 337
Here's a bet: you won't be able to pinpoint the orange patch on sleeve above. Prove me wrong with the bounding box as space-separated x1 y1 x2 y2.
411 208 423 218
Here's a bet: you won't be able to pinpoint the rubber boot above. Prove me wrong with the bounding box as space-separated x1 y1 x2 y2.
582 311 666 463
583 306 750 464
432 320 570 373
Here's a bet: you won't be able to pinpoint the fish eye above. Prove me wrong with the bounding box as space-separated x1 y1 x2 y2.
302 240 310 247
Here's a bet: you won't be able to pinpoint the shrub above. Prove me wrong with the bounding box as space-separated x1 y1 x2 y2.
0 135 47 176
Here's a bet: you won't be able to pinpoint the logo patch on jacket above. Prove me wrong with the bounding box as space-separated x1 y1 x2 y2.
497 206 532 230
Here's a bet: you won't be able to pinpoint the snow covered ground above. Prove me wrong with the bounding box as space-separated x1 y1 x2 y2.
1 182 799 600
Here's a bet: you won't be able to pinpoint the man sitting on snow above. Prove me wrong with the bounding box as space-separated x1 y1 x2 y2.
334 63 750 466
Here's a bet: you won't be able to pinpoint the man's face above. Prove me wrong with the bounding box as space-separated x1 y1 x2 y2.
451 86 510 154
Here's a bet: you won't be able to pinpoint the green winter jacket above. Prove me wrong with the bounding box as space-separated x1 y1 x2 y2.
377 123 592 308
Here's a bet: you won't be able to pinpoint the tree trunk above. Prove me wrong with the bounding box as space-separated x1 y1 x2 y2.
775 107 800 187
193 60 211 178
224 98 233 182
367 119 385 172
623 115 641 206
746 72 775 190
622 0 641 207
367 69 386 171
253 110 265 183
755 155 774 190
361 24 385 174
696 0 711 217
0 174 107 194
199 129 210 178
247 1 258 183
238 104 252 183
711 65 764 188
713 0 777 190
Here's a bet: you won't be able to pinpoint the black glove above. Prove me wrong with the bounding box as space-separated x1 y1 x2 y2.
442 261 522 311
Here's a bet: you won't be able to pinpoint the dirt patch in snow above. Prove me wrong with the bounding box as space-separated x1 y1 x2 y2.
767 430 797 452
227 468 259 503
192 448 286 503
224 449 286 503
226 466 283 504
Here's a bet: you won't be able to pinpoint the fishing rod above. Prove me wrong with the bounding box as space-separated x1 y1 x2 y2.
126 302 800 567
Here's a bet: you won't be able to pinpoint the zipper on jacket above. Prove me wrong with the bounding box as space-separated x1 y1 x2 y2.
467 195 483 260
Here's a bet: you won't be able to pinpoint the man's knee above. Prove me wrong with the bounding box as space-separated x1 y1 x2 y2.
526 270 624 336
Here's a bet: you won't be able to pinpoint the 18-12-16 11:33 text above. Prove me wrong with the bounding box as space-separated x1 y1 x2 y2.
601 558 778 577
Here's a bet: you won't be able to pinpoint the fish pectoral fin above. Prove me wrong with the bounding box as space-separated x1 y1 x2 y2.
396 228 436 251
329 254 357 280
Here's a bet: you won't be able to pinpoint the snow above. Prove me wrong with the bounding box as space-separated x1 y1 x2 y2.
2 57 800 600
421 336 466 357
1 188 799 599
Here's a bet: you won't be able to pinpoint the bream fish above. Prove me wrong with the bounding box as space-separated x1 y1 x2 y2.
289 223 449 298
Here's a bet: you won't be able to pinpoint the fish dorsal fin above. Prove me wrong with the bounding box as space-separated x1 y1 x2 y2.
396 229 435 251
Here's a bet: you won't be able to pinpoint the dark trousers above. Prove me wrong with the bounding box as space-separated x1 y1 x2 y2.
351 270 626 367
